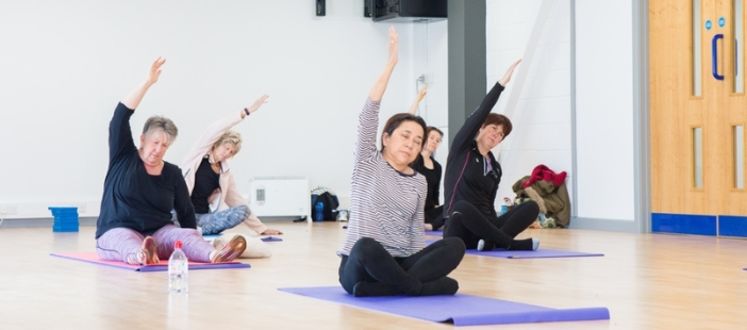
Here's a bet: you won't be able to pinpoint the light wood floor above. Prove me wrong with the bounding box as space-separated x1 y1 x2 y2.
0 222 745 329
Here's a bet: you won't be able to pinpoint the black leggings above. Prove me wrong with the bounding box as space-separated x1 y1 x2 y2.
338 237 465 297
444 200 539 250
425 205 445 230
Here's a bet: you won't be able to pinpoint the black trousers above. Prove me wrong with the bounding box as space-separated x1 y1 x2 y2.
444 200 539 250
338 237 465 296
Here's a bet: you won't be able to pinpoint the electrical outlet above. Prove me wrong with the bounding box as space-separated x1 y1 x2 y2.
0 204 18 216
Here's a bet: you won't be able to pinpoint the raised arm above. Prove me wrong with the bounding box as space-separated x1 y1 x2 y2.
122 57 165 110
356 27 399 162
108 58 166 162
407 85 428 115
182 95 269 166
450 59 521 154
368 26 398 102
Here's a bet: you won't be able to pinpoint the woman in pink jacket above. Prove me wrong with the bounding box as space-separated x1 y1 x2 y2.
181 95 282 236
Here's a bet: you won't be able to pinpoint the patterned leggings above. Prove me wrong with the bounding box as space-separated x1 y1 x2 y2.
196 205 250 235
96 225 213 263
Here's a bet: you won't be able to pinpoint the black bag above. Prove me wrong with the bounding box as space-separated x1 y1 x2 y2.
311 191 339 221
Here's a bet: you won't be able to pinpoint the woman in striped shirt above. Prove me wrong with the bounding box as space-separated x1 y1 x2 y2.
338 27 466 297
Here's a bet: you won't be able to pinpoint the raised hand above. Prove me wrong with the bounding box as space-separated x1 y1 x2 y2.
147 57 166 86
408 85 428 114
416 85 428 102
244 94 270 114
122 57 166 110
388 26 398 65
369 26 399 102
498 59 522 87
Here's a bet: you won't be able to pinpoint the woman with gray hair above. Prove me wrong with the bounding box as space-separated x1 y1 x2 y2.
181 94 282 237
95 58 247 265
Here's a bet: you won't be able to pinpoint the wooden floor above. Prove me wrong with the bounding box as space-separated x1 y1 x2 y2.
0 222 745 329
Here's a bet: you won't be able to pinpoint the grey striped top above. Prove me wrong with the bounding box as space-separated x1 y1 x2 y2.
338 98 427 258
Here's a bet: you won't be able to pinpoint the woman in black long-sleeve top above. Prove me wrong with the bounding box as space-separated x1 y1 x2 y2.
410 127 445 230
408 87 446 230
442 60 540 251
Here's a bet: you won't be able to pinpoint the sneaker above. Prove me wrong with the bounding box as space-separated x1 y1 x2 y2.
127 236 159 265
476 239 495 251
210 234 247 263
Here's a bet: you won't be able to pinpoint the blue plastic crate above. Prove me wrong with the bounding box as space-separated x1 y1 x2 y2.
48 206 79 216
49 206 79 232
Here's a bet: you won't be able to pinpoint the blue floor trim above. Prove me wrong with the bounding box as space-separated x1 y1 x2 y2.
651 213 717 236
718 215 747 237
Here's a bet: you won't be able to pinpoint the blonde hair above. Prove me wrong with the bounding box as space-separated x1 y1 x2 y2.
212 131 242 154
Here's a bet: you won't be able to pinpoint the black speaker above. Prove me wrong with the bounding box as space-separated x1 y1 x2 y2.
316 0 326 16
364 0 372 17
366 0 446 22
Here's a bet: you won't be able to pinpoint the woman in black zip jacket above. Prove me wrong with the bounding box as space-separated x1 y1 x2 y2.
442 60 540 251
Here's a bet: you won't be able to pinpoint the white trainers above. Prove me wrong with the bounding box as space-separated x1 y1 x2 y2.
477 239 486 251
214 233 272 259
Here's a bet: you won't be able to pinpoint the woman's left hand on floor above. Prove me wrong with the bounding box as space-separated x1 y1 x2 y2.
261 228 283 235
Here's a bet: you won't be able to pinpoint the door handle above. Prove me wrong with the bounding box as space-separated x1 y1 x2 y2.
712 33 725 81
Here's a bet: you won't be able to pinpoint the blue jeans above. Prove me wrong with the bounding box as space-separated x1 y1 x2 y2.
196 205 250 235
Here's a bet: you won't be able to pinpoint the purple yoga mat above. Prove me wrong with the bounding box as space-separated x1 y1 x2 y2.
424 239 603 259
424 230 443 237
279 286 609 326
50 252 251 272
261 236 283 242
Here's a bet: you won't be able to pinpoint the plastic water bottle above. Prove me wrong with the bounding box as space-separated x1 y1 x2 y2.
168 240 189 294
314 201 324 221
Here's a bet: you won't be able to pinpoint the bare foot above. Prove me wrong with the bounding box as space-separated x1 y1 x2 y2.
141 236 159 264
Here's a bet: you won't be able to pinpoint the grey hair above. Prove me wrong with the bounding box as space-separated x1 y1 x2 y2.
212 130 242 154
142 116 178 142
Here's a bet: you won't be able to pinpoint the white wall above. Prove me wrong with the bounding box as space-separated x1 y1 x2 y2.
486 0 573 208
0 0 637 223
0 0 442 218
575 0 635 221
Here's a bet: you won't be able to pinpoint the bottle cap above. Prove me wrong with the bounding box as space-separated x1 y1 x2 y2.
175 240 183 249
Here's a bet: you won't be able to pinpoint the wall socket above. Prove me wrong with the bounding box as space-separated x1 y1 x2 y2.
0 204 18 216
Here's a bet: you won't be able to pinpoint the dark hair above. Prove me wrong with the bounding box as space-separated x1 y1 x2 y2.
380 113 428 151
482 113 512 138
426 126 444 138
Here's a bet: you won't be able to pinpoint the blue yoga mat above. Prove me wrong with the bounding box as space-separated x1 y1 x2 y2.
279 286 609 326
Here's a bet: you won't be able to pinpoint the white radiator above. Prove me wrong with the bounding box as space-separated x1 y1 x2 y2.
248 177 310 222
